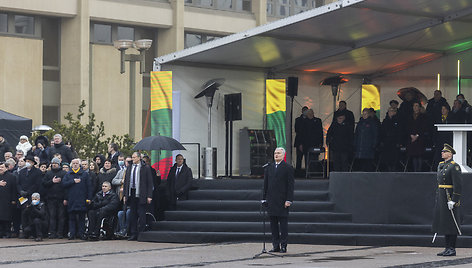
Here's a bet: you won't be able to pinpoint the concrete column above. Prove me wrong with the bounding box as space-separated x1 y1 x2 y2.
157 0 184 56
252 0 267 26
60 0 90 122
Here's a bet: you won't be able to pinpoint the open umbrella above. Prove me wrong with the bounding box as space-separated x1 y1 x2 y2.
397 87 428 105
133 135 186 151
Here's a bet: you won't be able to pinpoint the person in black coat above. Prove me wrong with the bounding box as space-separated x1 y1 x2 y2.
354 108 379 171
94 154 106 170
166 154 193 210
406 102 428 172
0 162 17 238
294 106 308 174
433 144 462 257
380 108 405 171
143 155 162 219
22 192 47 241
432 106 453 168
107 143 120 169
17 155 43 199
123 152 154 241
97 159 117 194
332 101 355 132
262 148 294 253
426 90 450 124
301 109 324 169
327 114 354 171
62 158 93 240
449 100 467 124
0 134 11 162
42 157 67 238
48 134 74 164
87 181 120 240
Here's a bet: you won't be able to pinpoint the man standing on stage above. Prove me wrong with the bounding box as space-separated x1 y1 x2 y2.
262 147 294 253
433 143 462 257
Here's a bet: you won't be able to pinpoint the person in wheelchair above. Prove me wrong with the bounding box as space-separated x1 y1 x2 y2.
87 181 120 240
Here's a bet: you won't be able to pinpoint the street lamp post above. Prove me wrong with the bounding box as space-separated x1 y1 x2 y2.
114 39 153 139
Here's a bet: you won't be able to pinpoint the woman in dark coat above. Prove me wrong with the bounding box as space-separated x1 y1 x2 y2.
97 159 117 194
380 107 405 171
354 108 379 171
406 102 428 171
0 163 17 237
62 159 93 240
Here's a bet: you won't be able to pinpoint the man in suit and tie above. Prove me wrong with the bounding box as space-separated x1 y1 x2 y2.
262 147 295 253
123 152 153 241
166 154 193 210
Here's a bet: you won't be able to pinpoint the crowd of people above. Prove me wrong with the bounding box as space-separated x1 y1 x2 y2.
0 133 194 241
295 91 472 173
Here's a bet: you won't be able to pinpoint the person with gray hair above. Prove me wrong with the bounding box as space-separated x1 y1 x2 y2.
22 192 47 241
49 133 74 164
87 181 120 240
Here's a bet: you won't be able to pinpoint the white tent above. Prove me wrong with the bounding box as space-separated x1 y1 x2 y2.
154 0 472 175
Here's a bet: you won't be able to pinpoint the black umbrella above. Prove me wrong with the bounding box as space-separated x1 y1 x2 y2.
397 87 428 105
133 135 186 151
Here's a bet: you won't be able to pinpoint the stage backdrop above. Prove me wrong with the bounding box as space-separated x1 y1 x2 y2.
361 84 381 118
266 79 286 149
150 71 173 180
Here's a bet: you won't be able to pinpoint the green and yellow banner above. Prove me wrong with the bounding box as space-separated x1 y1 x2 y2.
362 84 381 119
150 71 173 180
266 79 286 149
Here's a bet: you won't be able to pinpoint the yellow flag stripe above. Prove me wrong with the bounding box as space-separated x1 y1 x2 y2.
151 71 173 111
266 79 286 114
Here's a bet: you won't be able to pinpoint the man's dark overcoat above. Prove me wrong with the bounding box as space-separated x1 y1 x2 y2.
0 172 17 221
432 159 462 235
263 161 294 217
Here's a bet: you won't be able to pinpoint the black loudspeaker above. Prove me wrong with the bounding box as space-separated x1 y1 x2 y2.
225 93 242 121
287 77 298 97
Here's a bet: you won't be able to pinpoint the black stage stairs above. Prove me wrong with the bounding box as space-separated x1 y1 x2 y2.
139 179 472 247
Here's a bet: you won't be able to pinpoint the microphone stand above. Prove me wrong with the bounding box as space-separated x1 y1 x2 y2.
253 203 283 259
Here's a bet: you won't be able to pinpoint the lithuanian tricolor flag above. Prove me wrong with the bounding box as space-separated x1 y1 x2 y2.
266 79 286 149
361 84 381 118
150 71 173 180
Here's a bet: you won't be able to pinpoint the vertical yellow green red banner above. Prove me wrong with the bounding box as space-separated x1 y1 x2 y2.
266 79 286 149
150 71 173 180
361 84 381 119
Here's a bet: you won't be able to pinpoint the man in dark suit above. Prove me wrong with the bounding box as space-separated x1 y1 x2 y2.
166 154 193 210
262 148 294 253
123 152 153 241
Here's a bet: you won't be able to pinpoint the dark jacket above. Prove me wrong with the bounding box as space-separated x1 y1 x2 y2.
263 161 294 217
426 97 450 124
432 159 462 234
94 154 106 169
433 115 453 148
449 109 467 124
33 147 50 164
17 167 43 198
89 190 120 216
326 121 353 153
97 167 117 193
23 202 47 221
107 152 120 168
123 162 154 205
49 142 74 164
294 115 305 148
62 168 93 212
354 117 378 159
0 172 17 221
332 109 355 132
406 113 428 156
166 163 193 205
42 168 67 200
0 139 11 162
301 117 323 149
380 114 405 150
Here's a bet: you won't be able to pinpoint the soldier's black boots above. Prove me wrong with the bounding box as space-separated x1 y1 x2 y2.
437 248 456 256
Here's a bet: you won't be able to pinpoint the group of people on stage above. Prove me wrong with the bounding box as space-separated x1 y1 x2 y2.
0 133 193 241
295 91 472 173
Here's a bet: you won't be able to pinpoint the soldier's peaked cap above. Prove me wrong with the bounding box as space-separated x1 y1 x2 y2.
442 143 456 155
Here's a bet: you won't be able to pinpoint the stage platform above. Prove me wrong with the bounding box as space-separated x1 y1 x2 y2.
140 173 472 247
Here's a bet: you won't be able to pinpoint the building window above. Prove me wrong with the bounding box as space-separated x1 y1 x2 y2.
14 15 34 35
267 0 322 17
186 0 251 12
93 23 112 43
117 26 135 40
185 32 222 49
0 13 7 32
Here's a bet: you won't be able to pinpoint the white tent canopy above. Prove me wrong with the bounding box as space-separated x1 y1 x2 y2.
155 0 472 78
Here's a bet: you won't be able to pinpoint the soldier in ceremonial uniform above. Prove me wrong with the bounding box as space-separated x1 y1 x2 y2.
433 143 462 257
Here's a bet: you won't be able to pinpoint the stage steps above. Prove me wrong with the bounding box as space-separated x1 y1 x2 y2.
139 178 472 247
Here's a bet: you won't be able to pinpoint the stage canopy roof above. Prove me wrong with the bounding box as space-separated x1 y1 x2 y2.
155 0 472 78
